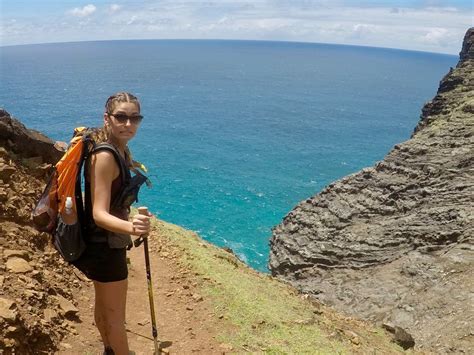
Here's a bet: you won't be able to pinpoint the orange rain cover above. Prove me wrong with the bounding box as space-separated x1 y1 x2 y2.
55 135 83 214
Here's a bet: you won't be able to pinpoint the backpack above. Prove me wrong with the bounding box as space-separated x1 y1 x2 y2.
32 127 150 262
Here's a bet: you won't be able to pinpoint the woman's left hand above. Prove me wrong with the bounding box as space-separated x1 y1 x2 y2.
131 212 152 236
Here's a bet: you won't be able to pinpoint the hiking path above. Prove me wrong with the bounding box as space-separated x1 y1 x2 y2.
57 234 229 355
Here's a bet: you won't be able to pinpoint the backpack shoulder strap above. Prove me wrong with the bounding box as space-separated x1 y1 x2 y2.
92 143 131 183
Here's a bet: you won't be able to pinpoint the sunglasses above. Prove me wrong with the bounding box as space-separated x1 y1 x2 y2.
108 112 144 124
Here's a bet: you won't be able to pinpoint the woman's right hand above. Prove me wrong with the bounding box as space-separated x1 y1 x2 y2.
131 213 151 236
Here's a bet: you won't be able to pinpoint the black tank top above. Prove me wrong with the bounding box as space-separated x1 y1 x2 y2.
84 144 131 244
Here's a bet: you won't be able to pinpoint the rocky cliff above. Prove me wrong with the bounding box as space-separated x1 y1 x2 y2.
0 110 83 354
269 28 474 353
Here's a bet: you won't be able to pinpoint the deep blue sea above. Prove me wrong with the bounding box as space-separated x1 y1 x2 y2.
0 40 457 271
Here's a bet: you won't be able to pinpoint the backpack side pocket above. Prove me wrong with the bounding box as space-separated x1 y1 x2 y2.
32 170 59 233
53 216 86 262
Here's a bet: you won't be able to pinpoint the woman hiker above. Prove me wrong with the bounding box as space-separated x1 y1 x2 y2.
72 92 152 355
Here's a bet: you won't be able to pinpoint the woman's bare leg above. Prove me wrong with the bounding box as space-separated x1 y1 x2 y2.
93 281 111 348
94 279 129 355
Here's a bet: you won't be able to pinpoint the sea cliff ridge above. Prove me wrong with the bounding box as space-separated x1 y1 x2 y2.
269 28 474 353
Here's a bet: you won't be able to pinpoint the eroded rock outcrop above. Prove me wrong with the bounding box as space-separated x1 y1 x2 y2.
0 111 80 354
0 109 64 165
269 28 474 353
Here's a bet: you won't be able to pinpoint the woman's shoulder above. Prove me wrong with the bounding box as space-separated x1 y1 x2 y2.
90 150 121 174
92 149 117 162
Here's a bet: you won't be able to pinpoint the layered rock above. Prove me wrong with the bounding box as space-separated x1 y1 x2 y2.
269 28 474 353
0 109 64 165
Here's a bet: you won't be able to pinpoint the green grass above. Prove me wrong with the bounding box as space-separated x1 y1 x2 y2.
146 216 404 354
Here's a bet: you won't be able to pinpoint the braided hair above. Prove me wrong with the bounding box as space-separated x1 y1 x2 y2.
105 92 141 114
90 92 141 167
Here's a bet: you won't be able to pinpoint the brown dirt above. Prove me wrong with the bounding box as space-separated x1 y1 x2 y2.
57 234 227 355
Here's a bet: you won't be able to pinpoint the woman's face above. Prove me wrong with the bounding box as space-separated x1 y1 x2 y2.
104 102 142 144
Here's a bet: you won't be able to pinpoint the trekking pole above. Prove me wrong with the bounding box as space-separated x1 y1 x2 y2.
134 207 160 355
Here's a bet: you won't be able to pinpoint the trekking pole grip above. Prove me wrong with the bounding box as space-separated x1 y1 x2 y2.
137 207 149 238
138 206 149 216
133 207 149 247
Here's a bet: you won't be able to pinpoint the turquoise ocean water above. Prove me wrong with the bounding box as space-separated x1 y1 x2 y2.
0 40 456 271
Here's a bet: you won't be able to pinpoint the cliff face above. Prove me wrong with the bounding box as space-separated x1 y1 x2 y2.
269 28 474 353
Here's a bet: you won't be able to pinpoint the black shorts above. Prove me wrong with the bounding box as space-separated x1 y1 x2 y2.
72 242 128 283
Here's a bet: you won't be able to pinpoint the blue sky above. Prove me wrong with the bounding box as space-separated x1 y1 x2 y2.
1 1 472 53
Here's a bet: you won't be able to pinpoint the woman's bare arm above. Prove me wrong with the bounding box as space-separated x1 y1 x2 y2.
90 150 149 236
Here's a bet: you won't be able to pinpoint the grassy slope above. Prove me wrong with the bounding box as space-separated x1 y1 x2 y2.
147 215 407 354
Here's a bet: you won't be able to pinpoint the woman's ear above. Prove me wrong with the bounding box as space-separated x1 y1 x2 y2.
103 113 109 126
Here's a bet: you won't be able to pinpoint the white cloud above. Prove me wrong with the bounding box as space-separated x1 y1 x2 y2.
1 1 470 54
109 4 122 13
421 28 449 43
127 15 138 26
351 24 378 38
425 6 460 13
418 27 458 48
69 4 97 18
218 16 229 24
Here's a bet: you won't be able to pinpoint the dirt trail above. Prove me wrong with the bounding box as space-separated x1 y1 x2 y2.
57 236 226 354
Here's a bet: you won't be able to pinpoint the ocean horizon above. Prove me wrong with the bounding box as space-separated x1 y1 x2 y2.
0 39 457 271
1 38 458 57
